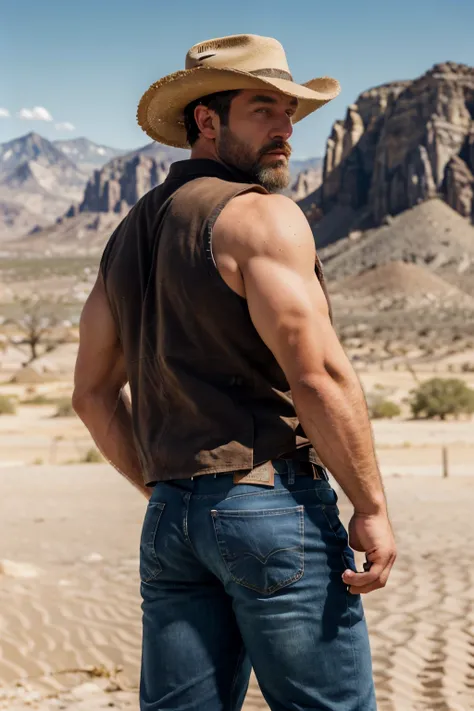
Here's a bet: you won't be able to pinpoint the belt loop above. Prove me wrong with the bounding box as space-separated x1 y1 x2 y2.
287 461 295 485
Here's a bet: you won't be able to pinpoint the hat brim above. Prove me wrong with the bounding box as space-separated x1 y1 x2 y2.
137 66 340 148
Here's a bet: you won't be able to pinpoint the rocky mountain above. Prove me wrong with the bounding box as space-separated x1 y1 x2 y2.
67 152 174 216
299 62 474 245
33 145 321 242
0 133 88 240
290 157 323 180
289 168 322 201
122 142 188 164
53 137 125 173
0 132 80 181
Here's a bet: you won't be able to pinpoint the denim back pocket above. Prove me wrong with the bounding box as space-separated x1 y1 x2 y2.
211 506 304 594
140 501 166 583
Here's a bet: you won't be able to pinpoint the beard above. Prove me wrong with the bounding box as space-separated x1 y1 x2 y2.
216 126 291 192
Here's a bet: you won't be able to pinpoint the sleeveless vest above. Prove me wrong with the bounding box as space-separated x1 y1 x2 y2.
100 159 332 485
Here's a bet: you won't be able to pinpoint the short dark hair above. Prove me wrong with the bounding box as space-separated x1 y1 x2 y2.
183 90 241 146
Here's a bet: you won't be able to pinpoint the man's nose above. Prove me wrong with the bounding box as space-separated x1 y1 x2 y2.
269 115 293 142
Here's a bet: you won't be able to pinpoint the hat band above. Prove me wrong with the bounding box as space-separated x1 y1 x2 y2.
249 68 293 81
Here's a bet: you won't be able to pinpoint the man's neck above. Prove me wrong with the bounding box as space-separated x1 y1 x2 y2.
188 149 257 186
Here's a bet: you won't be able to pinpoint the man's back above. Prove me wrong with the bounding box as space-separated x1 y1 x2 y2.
100 159 323 484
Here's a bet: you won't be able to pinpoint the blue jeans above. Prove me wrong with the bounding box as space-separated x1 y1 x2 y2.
139 459 377 710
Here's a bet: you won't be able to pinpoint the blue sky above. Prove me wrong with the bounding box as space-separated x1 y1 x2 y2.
1 0 473 159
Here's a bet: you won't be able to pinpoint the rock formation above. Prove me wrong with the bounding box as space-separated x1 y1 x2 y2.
78 154 170 214
289 167 322 201
300 62 474 238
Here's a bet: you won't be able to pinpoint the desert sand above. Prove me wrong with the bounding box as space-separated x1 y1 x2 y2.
1 345 474 710
0 463 473 710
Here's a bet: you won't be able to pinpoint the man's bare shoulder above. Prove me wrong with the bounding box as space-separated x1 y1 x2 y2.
216 191 314 260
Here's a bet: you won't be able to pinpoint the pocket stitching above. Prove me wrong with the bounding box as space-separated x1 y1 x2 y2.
211 506 304 594
141 502 165 583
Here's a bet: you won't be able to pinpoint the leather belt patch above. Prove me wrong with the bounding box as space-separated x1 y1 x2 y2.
233 461 275 487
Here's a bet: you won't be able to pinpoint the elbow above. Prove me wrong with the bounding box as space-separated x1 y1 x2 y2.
72 384 123 417
71 390 88 416
72 388 99 417
291 363 353 397
297 369 341 390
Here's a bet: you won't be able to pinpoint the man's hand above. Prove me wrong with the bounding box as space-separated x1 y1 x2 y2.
343 512 397 595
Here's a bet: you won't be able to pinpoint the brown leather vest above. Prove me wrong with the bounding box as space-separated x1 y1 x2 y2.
100 159 332 485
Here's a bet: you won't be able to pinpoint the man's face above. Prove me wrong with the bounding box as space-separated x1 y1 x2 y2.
215 90 296 192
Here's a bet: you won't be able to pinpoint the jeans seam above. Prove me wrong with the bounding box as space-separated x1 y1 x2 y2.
321 506 360 705
229 642 246 710
320 505 350 571
345 584 360 709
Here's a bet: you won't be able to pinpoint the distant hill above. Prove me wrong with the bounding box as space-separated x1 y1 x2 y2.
121 142 188 164
7 142 322 250
334 261 474 309
320 198 474 287
53 137 126 173
0 132 88 240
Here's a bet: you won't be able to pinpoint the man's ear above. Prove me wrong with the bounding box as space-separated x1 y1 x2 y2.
194 105 218 140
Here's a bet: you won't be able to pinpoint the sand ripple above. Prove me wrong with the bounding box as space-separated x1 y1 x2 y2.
0 475 473 709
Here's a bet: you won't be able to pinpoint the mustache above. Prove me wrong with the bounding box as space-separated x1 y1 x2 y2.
260 142 292 158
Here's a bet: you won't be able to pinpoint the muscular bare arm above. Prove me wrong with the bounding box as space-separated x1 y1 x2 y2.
214 192 396 594
72 273 150 500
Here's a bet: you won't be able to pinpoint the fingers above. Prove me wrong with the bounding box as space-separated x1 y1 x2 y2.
342 564 383 589
342 556 395 595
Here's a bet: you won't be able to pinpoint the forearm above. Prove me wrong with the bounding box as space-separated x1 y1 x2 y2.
292 372 386 515
73 390 151 500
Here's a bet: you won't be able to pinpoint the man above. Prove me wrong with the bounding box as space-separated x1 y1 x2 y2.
73 34 396 711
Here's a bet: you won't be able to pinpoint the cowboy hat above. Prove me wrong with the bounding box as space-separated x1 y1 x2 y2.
137 33 340 148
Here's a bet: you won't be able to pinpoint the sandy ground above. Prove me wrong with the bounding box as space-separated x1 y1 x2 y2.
0 465 473 710
1 359 474 708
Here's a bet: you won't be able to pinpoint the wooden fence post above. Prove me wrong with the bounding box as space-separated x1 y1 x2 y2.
442 446 449 478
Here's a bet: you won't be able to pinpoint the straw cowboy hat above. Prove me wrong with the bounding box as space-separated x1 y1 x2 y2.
137 33 340 149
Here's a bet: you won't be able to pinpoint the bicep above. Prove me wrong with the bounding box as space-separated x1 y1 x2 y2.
73 273 127 400
237 202 346 386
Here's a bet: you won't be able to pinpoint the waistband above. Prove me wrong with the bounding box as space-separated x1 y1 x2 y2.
157 459 330 495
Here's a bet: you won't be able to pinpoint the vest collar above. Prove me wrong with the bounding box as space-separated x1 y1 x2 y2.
168 158 258 185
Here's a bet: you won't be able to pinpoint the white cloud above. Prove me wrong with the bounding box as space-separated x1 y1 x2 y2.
55 121 75 132
18 106 53 121
0 108 10 118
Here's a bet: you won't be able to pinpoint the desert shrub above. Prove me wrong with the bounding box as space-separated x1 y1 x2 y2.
409 378 474 420
0 395 16 415
82 448 103 463
23 394 52 405
369 398 401 419
54 397 75 418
